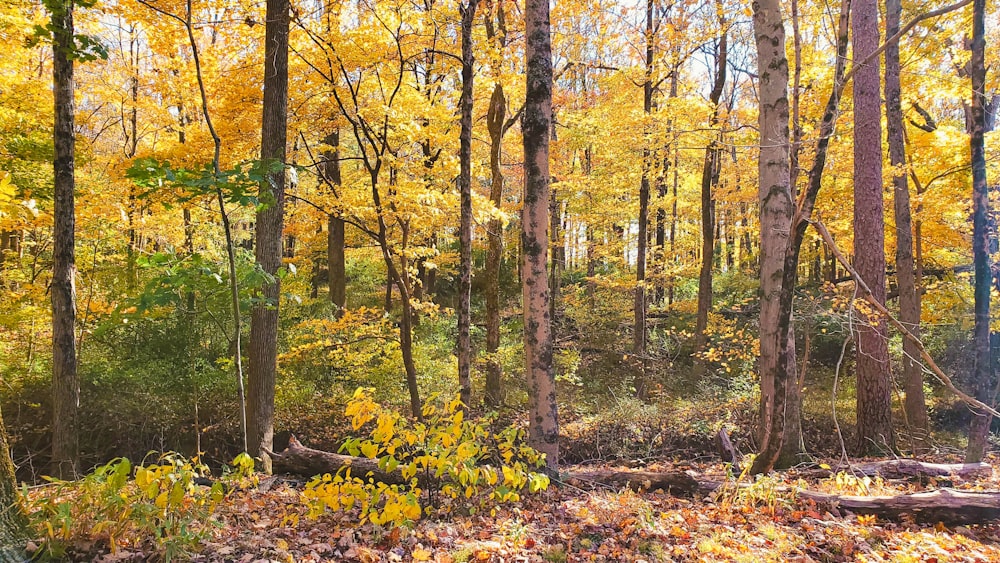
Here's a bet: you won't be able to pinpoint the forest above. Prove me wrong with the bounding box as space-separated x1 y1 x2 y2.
0 0 999 560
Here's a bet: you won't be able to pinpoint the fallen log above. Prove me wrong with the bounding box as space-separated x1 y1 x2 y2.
844 459 992 480
562 469 700 496
268 435 700 496
798 487 1000 524
268 435 409 486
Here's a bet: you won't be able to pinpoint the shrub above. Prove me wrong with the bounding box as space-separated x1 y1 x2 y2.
300 388 551 528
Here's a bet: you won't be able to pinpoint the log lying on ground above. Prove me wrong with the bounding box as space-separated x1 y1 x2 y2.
268 435 409 486
268 435 700 496
798 488 1000 524
844 459 993 480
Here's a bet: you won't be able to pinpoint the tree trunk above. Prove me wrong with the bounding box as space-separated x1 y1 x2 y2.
885 0 929 453
633 0 654 399
0 404 28 560
456 0 479 410
249 0 290 472
750 0 793 474
321 130 347 315
965 0 992 463
694 22 726 346
51 0 79 480
523 0 559 469
484 82 506 409
853 0 894 456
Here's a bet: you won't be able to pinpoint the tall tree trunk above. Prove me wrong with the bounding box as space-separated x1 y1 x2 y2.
549 190 560 327
484 81 507 408
456 0 479 409
751 0 792 474
885 0 929 452
322 131 347 315
523 0 559 469
853 0 894 455
248 0 290 472
693 42 725 345
634 0 654 399
965 0 992 463
0 405 28 560
51 0 79 479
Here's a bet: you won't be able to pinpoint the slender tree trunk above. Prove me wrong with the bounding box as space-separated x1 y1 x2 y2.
322 131 347 314
965 0 992 463
0 404 28 560
523 0 559 469
694 26 728 348
634 0 654 399
248 0 290 472
885 0 929 452
456 0 479 409
549 190 560 327
853 0 894 455
51 0 79 479
484 82 507 408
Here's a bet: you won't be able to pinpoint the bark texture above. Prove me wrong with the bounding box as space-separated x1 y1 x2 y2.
965 0 992 463
885 0 929 451
852 0 894 455
694 8 727 347
456 0 479 409
522 0 559 469
322 130 346 314
249 0 290 471
633 0 654 398
484 82 506 408
51 0 79 479
750 0 794 474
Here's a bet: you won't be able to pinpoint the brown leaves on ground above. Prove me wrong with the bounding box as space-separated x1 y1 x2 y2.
48 455 1000 562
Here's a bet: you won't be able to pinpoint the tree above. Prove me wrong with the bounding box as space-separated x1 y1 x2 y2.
965 0 992 463
456 0 479 409
885 0 929 451
750 0 795 475
523 0 559 469
632 0 655 398
50 0 80 479
248 0 290 472
853 0 894 455
0 404 28 559
693 2 727 348
483 0 519 408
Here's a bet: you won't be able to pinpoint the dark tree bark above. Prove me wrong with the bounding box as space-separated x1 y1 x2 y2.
484 71 511 406
694 8 727 347
853 0 895 455
457 0 479 410
885 0 929 452
523 0 559 469
633 0 654 399
965 0 992 463
0 404 28 559
51 0 79 479
249 0 290 471
321 130 347 315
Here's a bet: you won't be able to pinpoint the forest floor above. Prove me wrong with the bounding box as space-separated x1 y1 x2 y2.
56 454 1000 563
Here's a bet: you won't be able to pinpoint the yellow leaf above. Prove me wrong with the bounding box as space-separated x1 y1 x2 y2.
412 548 432 561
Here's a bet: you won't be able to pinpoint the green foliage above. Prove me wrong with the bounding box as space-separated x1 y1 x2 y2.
31 0 108 62
301 389 550 528
127 157 284 210
26 453 234 561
